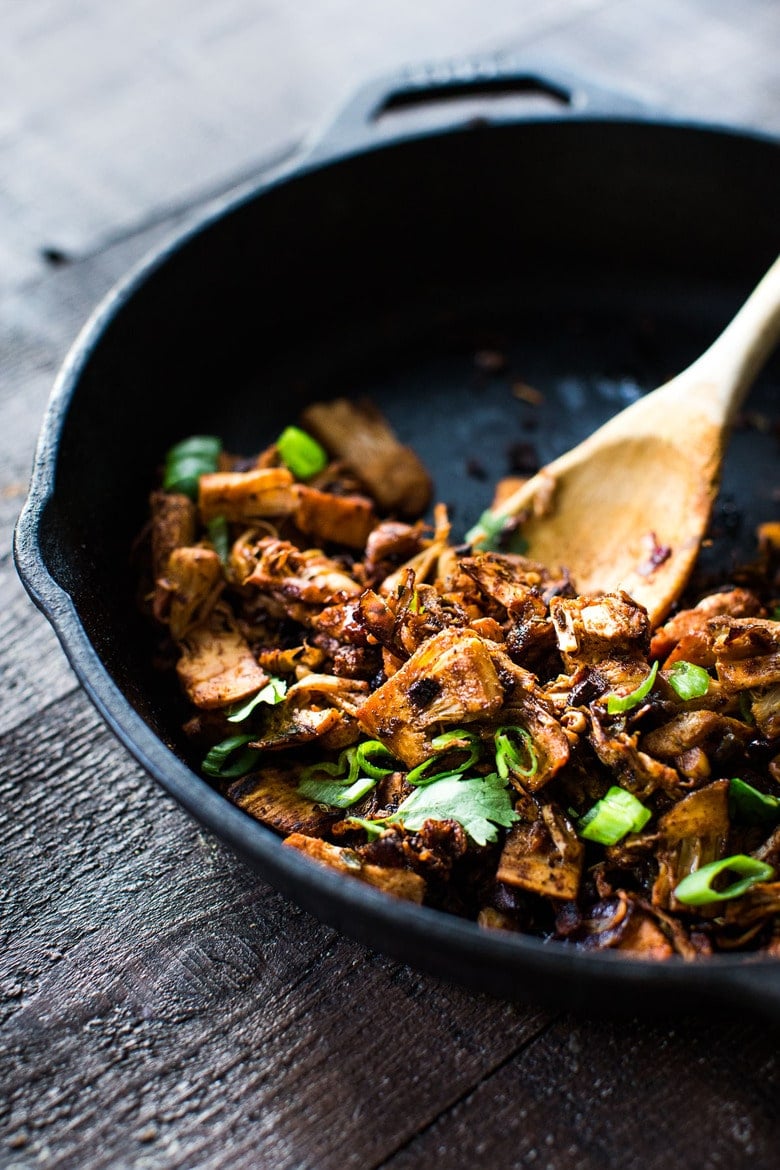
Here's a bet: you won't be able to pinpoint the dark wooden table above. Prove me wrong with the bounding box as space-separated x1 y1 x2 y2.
3 3 780 1166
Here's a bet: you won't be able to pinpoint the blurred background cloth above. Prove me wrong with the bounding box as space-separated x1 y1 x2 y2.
3 0 779 291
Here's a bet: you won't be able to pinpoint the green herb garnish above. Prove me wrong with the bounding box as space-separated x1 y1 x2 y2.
202 733 260 779
579 786 652 845
606 660 659 714
464 510 528 553
163 434 222 499
674 855 775 906
494 725 538 781
296 746 378 809
276 426 328 480
667 660 710 701
226 677 288 723
729 778 780 826
344 816 388 841
349 771 519 846
739 692 755 724
297 776 377 809
354 740 398 779
389 771 519 846
207 515 230 563
465 509 506 551
406 729 481 786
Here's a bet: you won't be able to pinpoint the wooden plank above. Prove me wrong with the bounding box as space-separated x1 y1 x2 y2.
380 1012 780 1169
5 0 778 293
0 0 605 292
0 689 553 1168
0 557 79 736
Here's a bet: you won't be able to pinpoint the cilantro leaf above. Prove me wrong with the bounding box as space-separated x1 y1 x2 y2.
391 771 519 846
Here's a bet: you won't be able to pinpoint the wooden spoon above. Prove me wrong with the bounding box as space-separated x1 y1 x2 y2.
469 256 780 626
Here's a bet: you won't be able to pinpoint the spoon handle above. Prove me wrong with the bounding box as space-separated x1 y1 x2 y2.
681 254 780 424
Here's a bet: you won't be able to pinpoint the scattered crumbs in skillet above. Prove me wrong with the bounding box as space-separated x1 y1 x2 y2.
511 381 544 406
139 397 780 960
473 349 508 375
505 441 540 477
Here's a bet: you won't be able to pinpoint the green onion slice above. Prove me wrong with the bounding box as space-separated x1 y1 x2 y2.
296 746 379 808
408 590 424 614
165 435 222 463
354 740 398 779
465 509 506 550
579 786 652 845
739 692 755 724
202 734 260 779
674 854 775 906
297 776 376 809
667 660 710 700
226 677 287 723
606 660 659 714
406 729 481 786
162 463 206 498
465 510 528 554
276 426 328 480
343 815 389 840
299 747 358 786
729 778 780 826
163 434 222 499
494 726 538 780
207 515 230 563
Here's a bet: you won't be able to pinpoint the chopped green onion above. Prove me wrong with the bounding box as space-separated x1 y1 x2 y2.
465 509 505 550
772 605 780 621
343 815 389 840
739 692 755 724
729 778 780 826
207 515 230 563
165 435 222 463
667 660 710 701
579 786 652 845
296 746 379 808
226 677 287 723
674 854 775 906
163 434 222 498
202 734 260 779
405 757 437 786
494 726 538 780
297 775 376 809
606 660 659 714
408 590 424 614
431 729 481 768
465 510 528 554
406 729 481 786
299 747 359 786
354 740 398 779
276 426 328 480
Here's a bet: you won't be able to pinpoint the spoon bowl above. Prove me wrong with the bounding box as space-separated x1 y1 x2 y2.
472 255 780 624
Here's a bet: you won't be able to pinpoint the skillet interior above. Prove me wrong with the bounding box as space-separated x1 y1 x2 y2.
26 114 780 1014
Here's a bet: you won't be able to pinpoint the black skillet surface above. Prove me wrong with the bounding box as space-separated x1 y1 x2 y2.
15 61 780 1019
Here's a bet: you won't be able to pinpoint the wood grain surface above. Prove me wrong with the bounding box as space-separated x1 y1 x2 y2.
2 2 780 1167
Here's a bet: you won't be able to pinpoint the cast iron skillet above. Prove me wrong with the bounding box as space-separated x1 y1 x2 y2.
15 60 780 1019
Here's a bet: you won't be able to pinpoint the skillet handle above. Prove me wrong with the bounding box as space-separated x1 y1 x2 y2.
302 57 648 165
